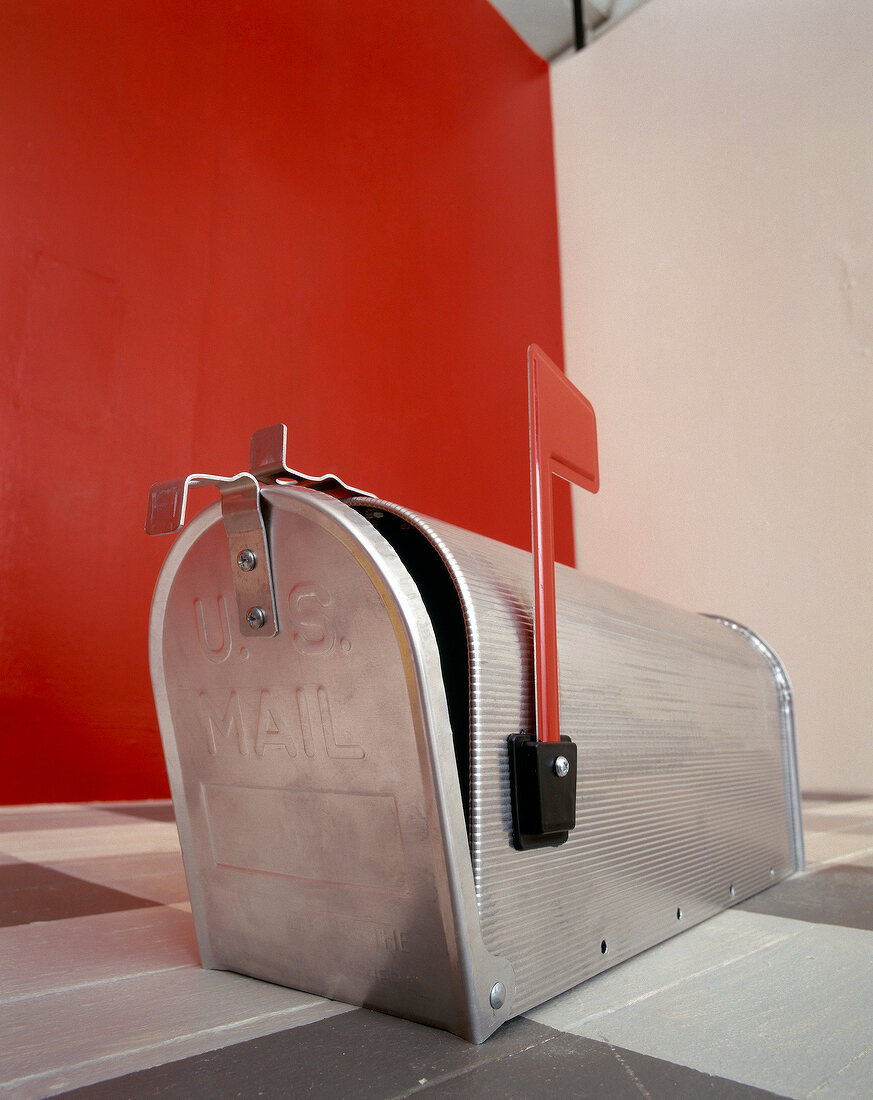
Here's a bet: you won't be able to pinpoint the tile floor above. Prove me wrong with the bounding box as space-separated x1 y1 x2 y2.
2 795 873 1099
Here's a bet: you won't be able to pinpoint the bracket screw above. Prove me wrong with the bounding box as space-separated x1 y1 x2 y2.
246 606 267 630
489 982 506 1010
237 549 257 572
554 755 570 778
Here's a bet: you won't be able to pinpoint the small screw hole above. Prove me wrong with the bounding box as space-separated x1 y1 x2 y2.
600 939 608 954
676 907 683 920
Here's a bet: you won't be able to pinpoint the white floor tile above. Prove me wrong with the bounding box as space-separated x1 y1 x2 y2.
527 908 802 1032
0 822 180 863
804 831 873 866
531 911 873 1099
0 808 127 832
1 907 198 1004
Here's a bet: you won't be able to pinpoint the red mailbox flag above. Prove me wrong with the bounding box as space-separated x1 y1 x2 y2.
528 345 600 744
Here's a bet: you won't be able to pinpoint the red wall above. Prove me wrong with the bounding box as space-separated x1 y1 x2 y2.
0 0 569 804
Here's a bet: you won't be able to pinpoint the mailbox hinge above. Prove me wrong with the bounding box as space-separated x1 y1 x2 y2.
508 733 578 850
145 424 372 640
146 472 278 638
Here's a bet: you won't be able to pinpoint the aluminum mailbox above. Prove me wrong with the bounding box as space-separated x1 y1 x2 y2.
147 354 803 1044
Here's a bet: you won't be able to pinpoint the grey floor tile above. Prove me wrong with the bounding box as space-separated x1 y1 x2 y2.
94 802 175 823
0 860 160 928
738 864 873 931
56 1012 788 1100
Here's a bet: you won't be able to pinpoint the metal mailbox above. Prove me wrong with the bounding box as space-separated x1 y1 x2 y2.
147 349 803 1043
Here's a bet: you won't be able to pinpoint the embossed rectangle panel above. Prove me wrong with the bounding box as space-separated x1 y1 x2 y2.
202 784 407 891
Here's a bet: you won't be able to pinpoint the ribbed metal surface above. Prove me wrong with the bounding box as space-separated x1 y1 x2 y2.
363 506 801 1014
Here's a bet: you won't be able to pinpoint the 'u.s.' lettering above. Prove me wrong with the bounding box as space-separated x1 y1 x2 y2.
193 595 233 664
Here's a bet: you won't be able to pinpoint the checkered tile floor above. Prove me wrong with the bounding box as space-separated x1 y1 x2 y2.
2 795 873 1098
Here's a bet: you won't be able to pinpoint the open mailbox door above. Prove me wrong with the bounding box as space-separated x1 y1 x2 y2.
147 346 803 1043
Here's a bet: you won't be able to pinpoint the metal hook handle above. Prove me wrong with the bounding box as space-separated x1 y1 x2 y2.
250 424 368 497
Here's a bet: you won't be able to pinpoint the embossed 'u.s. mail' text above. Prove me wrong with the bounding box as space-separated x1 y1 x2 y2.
182 581 364 760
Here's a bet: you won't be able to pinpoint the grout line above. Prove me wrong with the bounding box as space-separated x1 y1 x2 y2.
0 964 198 1007
388 1035 559 1099
598 1033 654 1099
801 799 873 816
805 1043 873 1098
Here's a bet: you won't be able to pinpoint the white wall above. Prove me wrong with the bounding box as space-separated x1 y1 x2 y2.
552 0 873 793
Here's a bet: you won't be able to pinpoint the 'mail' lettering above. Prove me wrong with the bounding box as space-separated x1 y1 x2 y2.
255 689 297 757
198 685 364 760
199 689 248 755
